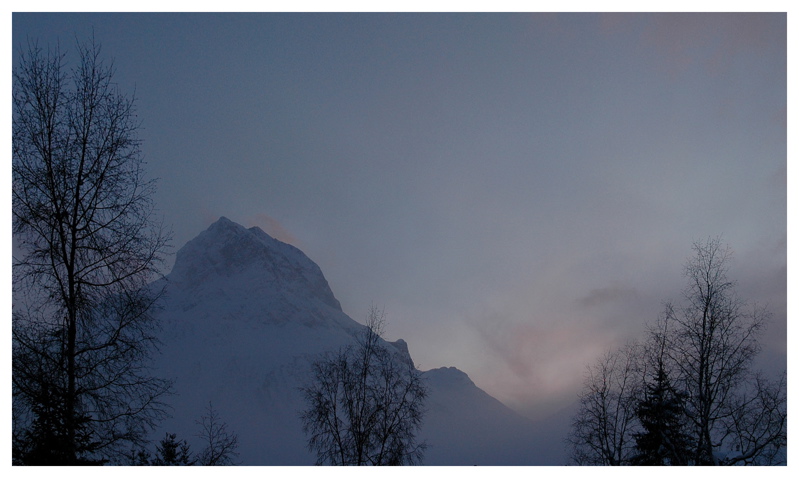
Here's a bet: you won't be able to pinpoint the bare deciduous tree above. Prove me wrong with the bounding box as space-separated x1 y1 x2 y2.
195 402 240 466
12 36 171 464
300 307 428 465
567 238 786 465
566 342 643 465
659 238 786 465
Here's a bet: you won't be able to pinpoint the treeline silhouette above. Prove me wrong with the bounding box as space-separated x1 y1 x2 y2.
567 238 786 465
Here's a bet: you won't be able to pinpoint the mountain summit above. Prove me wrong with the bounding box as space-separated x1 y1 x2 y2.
165 216 349 329
150 217 555 465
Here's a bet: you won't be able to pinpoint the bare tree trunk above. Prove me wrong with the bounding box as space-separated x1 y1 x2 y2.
12 36 171 464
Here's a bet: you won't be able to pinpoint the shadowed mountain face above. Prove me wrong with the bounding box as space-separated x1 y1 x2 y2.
149 217 560 465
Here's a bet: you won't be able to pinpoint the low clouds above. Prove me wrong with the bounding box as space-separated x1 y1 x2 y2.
462 285 648 420
246 213 302 248
577 286 640 309
468 311 620 420
197 211 303 248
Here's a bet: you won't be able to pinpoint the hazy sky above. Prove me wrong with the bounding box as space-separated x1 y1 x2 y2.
11 11 787 420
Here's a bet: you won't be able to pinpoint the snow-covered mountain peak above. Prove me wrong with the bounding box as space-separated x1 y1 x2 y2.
424 366 476 388
148 216 559 464
164 217 345 327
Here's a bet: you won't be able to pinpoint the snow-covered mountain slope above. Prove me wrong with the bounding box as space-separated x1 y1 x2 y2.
149 217 554 465
422 367 543 465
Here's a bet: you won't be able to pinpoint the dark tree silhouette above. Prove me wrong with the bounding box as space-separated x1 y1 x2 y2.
658 238 786 465
150 433 195 466
629 317 693 465
12 36 171 464
568 239 786 465
13 374 103 465
566 343 643 465
300 307 428 465
631 366 693 465
195 402 240 466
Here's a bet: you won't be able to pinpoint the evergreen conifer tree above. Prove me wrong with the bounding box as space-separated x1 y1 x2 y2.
151 433 195 466
632 366 692 465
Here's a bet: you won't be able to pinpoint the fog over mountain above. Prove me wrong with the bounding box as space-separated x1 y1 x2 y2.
149 217 567 465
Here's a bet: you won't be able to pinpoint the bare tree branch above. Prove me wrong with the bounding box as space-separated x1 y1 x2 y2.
13 35 172 465
300 307 428 465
